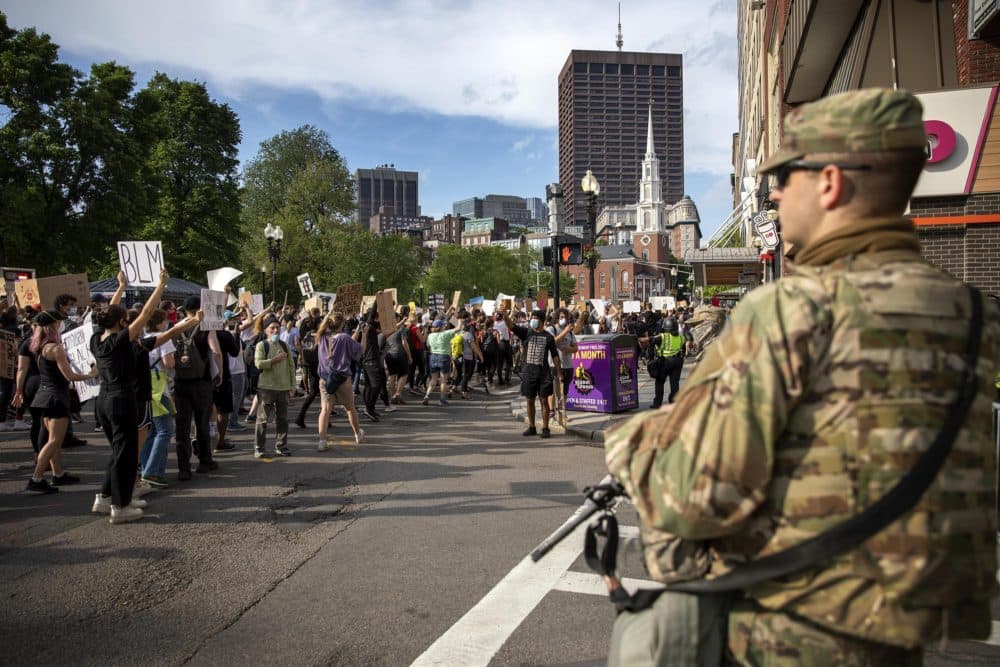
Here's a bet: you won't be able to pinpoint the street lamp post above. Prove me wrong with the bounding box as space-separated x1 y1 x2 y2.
260 265 267 295
264 223 284 304
369 274 375 295
581 169 600 300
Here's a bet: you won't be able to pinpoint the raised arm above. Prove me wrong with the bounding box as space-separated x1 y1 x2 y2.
127 269 169 341
152 311 203 347
110 271 127 306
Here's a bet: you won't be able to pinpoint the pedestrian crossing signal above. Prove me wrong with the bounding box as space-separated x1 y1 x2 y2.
558 242 583 265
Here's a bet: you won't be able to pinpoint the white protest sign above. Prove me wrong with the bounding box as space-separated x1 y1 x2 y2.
117 241 164 287
207 267 242 292
482 300 496 316
61 322 100 402
590 299 607 316
650 296 676 312
199 289 227 331
251 294 264 313
623 300 641 314
296 273 314 297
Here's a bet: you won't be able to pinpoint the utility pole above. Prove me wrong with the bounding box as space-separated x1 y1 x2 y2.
546 183 563 309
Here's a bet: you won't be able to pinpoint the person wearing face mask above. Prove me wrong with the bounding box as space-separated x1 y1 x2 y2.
501 308 561 438
545 308 578 414
253 316 295 458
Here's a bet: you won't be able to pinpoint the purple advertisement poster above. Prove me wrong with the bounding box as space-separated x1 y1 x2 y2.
614 345 639 410
567 340 613 412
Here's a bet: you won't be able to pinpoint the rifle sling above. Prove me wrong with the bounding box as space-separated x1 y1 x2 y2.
597 286 984 610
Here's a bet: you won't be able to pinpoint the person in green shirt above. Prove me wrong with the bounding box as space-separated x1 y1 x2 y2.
254 316 296 458
424 316 463 406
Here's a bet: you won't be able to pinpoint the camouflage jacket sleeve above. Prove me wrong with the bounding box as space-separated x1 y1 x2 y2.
605 278 832 540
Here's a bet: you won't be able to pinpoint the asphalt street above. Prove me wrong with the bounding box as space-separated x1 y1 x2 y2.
0 384 998 666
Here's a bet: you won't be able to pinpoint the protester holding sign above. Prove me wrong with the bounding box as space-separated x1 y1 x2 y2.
90 269 168 524
253 316 295 458
23 309 99 495
316 312 365 449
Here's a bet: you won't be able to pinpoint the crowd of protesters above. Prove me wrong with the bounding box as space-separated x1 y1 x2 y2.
2 268 704 523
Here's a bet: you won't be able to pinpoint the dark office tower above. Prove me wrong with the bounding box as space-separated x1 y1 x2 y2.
355 164 419 228
558 50 684 232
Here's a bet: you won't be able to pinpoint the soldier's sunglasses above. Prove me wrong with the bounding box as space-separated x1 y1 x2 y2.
773 160 872 190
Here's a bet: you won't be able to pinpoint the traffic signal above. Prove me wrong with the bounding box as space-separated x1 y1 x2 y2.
558 241 583 265
543 246 553 266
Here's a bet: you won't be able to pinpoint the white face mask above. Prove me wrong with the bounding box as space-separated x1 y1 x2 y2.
558 318 567 327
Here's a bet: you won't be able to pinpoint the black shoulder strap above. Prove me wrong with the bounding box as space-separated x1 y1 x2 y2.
599 286 985 609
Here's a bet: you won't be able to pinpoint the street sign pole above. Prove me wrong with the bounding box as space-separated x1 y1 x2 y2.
546 183 564 308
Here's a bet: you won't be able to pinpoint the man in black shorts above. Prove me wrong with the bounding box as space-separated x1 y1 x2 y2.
502 308 560 438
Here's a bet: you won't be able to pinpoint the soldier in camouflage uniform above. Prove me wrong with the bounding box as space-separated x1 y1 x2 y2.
604 88 1000 666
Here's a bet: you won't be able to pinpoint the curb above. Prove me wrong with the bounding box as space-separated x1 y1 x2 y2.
508 401 606 447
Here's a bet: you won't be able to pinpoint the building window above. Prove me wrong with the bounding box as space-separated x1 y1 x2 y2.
622 271 629 287
580 273 585 288
600 273 606 289
642 250 649 262
574 62 587 73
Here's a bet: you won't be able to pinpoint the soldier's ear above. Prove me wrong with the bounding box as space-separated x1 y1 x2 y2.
818 164 850 211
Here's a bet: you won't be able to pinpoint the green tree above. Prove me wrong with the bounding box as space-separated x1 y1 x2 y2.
0 13 146 274
132 73 242 281
423 245 527 298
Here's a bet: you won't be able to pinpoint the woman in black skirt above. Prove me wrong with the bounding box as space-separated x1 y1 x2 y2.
90 269 168 524
24 310 98 494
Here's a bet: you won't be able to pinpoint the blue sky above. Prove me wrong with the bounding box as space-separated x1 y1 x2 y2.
6 0 738 239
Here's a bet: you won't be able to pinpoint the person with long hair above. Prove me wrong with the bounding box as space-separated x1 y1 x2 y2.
90 269 167 524
315 312 364 449
23 310 98 494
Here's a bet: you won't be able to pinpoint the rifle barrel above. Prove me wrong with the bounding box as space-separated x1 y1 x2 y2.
530 474 618 562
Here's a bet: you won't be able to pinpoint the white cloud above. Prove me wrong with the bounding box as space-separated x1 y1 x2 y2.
512 137 533 153
5 0 737 175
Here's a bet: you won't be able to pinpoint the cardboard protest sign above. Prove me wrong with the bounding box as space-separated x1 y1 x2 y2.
117 241 164 288
61 322 100 402
334 282 363 316
199 289 227 330
360 295 376 315
238 291 254 308
623 300 641 313
524 298 533 313
385 288 397 306
296 273 314 297
304 295 322 312
14 274 90 309
377 290 396 331
501 298 513 313
538 290 548 310
0 330 17 380
451 291 462 310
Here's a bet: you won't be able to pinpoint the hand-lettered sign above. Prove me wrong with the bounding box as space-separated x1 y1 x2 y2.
117 241 164 288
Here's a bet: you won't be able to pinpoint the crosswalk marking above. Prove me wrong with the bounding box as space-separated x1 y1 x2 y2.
552 570 664 597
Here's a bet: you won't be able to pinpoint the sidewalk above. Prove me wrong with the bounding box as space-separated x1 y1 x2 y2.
509 360 695 447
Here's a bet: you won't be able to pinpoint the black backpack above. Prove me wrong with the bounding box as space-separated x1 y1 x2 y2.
243 332 267 372
301 331 319 366
174 332 207 381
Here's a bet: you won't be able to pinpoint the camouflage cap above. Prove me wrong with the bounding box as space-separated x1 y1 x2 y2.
757 88 926 174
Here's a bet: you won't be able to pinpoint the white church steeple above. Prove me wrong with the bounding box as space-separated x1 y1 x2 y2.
637 102 662 231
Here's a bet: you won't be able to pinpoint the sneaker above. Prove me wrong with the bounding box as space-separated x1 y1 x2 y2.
522 426 537 437
275 447 291 457
461 392 469 400
133 480 154 497
141 475 169 489
439 398 449 406
354 429 365 445
214 440 235 451
384 405 397 413
245 414 256 423
1 422 15 432
363 409 379 422
26 478 58 494
109 505 143 524
540 427 551 439
317 439 330 452
177 469 192 481
421 396 429 406
195 461 219 473
51 472 81 486
11 420 30 431
253 449 266 459
93 493 146 512
228 422 248 432
294 417 307 429
391 396 406 405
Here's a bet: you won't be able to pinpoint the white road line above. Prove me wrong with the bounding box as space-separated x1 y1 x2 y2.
552 570 665 597
410 521 593 667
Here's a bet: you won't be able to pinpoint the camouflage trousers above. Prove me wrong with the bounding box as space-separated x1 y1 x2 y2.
607 593 923 666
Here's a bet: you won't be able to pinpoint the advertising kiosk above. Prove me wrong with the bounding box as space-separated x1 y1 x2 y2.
565 334 639 414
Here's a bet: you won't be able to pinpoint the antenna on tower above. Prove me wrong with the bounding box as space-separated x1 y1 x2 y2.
616 3 624 51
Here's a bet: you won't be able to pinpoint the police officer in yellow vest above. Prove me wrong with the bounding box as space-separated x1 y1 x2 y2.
604 88 1000 665
641 317 686 409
